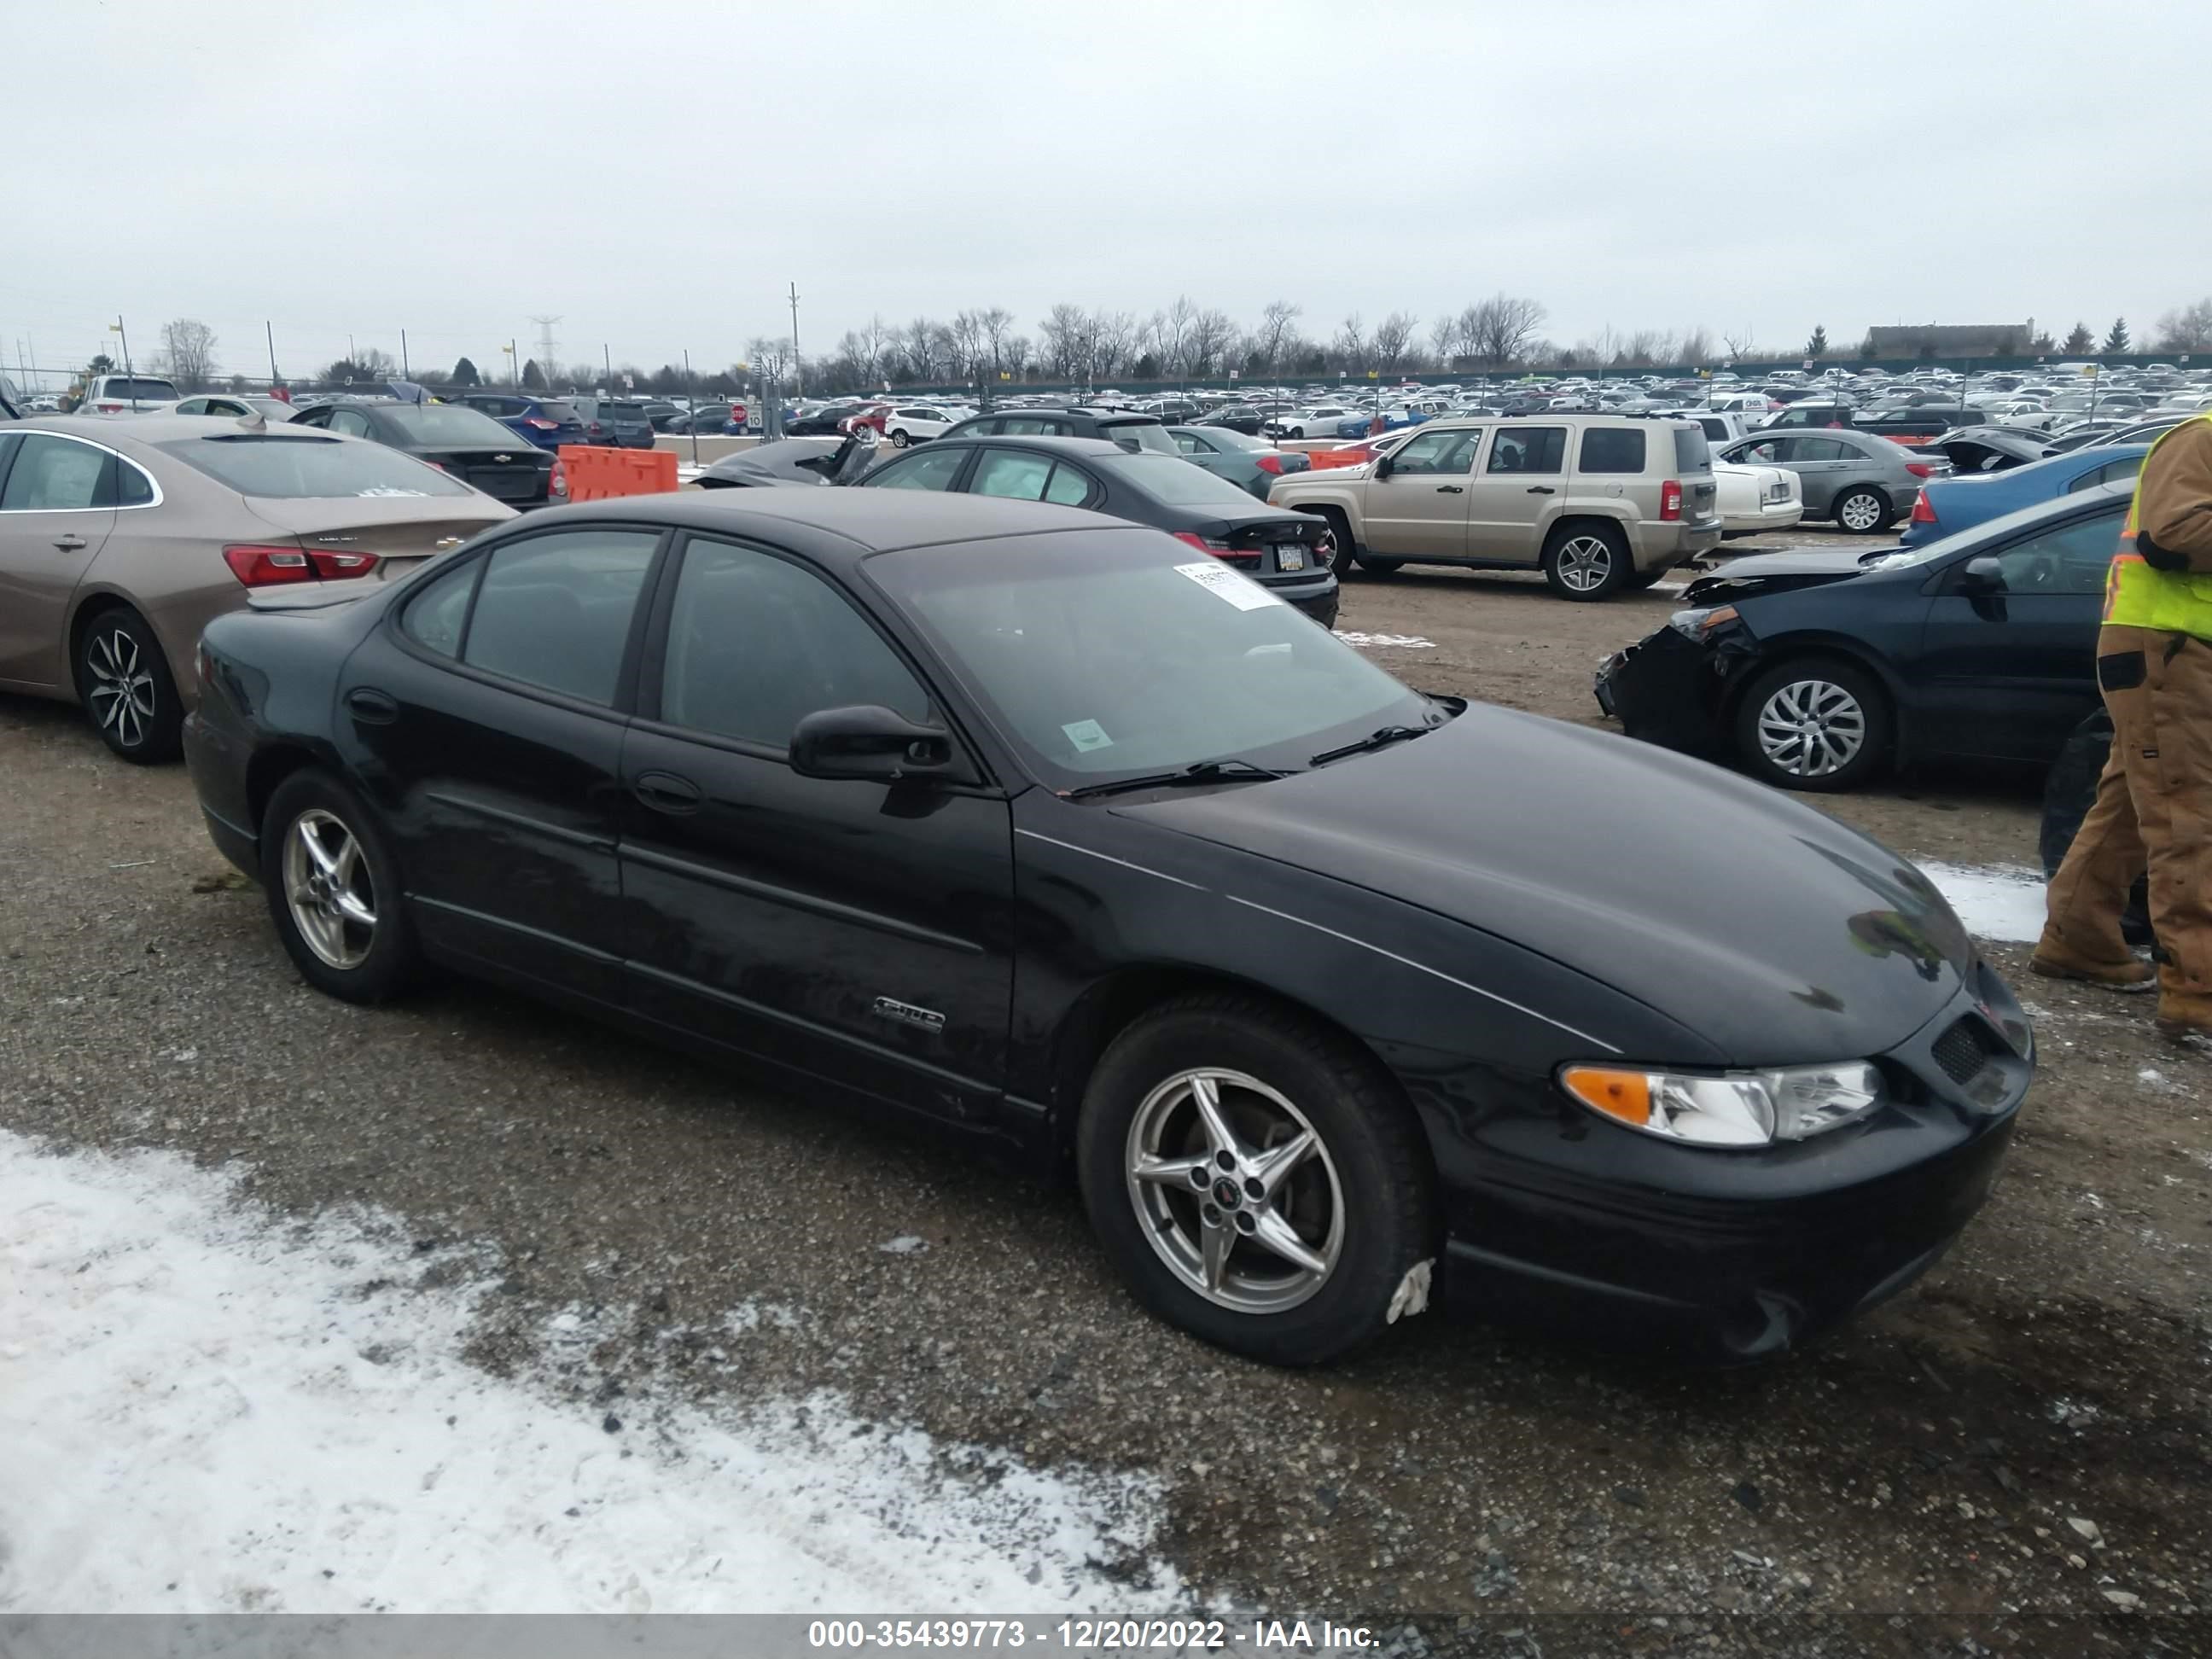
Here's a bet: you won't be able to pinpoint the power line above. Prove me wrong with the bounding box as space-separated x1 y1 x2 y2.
529 314 562 382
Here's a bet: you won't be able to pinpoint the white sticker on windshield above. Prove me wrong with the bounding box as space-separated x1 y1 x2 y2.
1062 719 1115 753
1174 560 1283 610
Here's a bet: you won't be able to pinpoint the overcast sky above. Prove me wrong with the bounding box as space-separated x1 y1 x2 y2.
8 0 2209 384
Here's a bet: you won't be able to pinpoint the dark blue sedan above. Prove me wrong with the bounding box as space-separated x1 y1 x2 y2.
1598 483 2134 792
1900 442 2147 548
447 392 589 451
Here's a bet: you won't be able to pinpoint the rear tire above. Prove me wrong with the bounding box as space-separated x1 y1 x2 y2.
261 770 421 1004
1541 521 1631 601
1834 486 1892 533
1076 993 1436 1366
1732 658 1890 792
891 429 910 448
73 605 182 764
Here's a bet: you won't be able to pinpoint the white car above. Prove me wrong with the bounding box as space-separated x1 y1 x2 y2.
882 405 973 447
1264 405 1359 439
68 373 182 415
1714 461 1803 538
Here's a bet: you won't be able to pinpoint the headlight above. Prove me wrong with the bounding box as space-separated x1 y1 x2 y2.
1667 604 1739 642
1560 1062 1885 1146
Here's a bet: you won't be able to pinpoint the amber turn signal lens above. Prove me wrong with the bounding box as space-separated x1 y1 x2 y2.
1561 1066 1651 1126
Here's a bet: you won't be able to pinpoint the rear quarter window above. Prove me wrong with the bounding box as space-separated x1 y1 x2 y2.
1673 426 1711 472
1579 428 1646 474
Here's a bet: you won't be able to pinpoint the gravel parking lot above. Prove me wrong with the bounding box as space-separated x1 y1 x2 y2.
4 535 2208 1646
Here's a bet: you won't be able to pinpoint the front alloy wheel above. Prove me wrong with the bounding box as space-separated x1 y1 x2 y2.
1126 1068 1343 1313
1835 488 1889 533
84 626 158 751
281 808 379 970
1755 678 1866 779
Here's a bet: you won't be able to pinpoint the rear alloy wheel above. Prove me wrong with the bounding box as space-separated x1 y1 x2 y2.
1735 660 1889 791
73 606 182 763
1834 486 1891 533
262 771 421 1003
1077 994 1435 1365
890 429 910 448
1542 522 1631 601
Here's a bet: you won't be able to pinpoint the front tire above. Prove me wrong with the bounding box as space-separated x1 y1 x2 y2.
261 771 421 1004
1542 521 1631 600
1733 658 1889 791
1076 993 1435 1366
890 429 910 448
1833 486 1892 533
74 605 182 763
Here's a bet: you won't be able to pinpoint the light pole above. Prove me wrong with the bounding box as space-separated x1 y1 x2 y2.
684 349 700 470
504 340 518 387
108 317 137 407
789 282 803 399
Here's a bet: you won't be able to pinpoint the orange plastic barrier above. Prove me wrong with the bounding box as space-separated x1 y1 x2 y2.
1306 445 1373 470
556 445 679 501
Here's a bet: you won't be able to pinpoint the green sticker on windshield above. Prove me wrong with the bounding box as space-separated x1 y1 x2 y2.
1062 719 1114 753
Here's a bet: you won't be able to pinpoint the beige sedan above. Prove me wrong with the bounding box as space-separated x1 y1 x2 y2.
0 414 515 761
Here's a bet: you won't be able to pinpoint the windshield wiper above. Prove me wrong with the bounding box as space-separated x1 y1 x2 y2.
1063 757 1293 801
1309 724 1436 767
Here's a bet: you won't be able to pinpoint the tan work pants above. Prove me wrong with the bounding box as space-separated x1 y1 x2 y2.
2043 624 2212 995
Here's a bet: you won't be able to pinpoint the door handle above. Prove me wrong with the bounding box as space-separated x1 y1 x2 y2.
1435 484 1464 494
344 687 399 724
52 533 87 551
1526 486 1556 495
632 771 704 814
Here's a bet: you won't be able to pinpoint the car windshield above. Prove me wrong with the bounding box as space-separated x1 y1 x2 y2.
868 528 1426 783
386 405 524 445
156 434 474 497
1103 421 1178 455
1098 452 1278 506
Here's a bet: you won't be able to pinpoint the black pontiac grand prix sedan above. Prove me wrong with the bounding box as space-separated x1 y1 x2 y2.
183 490 2032 1365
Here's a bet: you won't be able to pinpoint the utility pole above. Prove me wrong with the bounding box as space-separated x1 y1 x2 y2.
602 342 612 390
400 329 410 380
789 282 803 398
109 316 136 407
265 321 278 387
347 334 356 368
506 339 519 387
684 348 700 470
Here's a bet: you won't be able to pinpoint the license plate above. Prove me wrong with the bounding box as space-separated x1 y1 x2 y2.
1274 544 1306 573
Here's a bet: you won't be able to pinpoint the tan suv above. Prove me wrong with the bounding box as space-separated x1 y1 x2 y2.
1269 415 1722 599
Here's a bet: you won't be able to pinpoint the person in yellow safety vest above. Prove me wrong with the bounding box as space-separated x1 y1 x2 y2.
2036 412 2212 1041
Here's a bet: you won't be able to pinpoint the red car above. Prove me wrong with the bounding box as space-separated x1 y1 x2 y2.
838 401 894 436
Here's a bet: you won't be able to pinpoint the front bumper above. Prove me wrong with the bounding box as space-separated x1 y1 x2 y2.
1593 622 1737 755
1436 962 2032 1362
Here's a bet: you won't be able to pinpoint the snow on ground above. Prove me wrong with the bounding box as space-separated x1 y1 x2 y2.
1918 861 2046 945
0 1131 1171 1614
1337 632 1436 650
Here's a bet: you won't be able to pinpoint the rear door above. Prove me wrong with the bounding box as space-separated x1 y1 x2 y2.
0 433 119 690
1464 424 1565 562
616 532 1015 1122
1363 425 1479 559
1910 505 2126 760
336 524 664 1004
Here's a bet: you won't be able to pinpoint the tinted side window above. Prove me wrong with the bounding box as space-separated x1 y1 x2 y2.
115 458 155 507
972 450 1054 501
2069 455 2145 493
1580 428 1646 474
400 556 480 656
865 449 966 491
1992 509 2126 595
1042 464 1092 505
659 539 929 746
461 530 659 704
1487 426 1565 474
1795 437 1854 462
329 409 373 438
0 435 108 510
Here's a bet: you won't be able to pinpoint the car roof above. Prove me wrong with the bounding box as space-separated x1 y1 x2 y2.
543 480 1129 562
14 412 324 443
926 434 1124 457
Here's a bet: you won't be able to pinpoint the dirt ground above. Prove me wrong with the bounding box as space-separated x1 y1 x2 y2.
2 525 2207 1651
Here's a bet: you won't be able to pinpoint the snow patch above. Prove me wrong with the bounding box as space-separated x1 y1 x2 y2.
1917 861 2046 944
0 1131 1170 1614
1337 632 1436 650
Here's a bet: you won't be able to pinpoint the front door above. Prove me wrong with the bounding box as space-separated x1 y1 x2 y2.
1911 506 2125 760
0 433 118 690
337 524 664 1004
1464 424 1567 562
1363 425 1481 560
616 532 1015 1124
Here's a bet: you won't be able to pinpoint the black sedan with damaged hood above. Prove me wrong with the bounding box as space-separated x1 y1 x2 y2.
183 489 2031 1365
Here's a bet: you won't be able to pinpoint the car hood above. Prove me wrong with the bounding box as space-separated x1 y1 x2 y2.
1681 549 1885 602
1114 705 1972 1064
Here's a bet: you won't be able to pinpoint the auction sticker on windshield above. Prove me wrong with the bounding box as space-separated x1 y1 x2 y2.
1175 560 1282 610
1062 719 1115 753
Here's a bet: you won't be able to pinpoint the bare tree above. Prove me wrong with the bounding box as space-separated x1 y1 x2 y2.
1371 311 1419 374
900 317 940 382
1461 294 1546 368
976 306 1016 381
745 335 793 384
2156 297 2212 352
948 311 988 381
1676 325 1714 365
156 317 218 390
1253 300 1303 372
1429 312 1463 364
1720 326 1756 361
1039 303 1087 381
1092 311 1138 380
1332 312 1365 370
1186 308 1237 377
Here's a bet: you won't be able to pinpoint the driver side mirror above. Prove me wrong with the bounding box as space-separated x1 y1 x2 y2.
1958 556 2006 594
1372 454 1394 479
790 705 958 783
